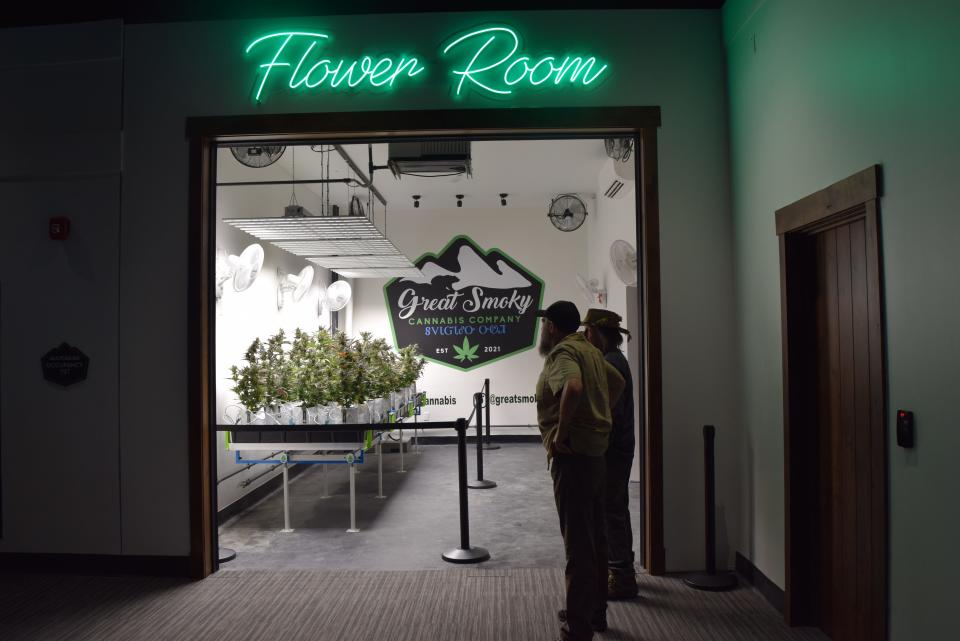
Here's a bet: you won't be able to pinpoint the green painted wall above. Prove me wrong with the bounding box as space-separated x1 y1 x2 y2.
723 1 960 638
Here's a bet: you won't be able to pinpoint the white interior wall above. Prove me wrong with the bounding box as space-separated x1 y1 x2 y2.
587 181 637 325
587 175 642 482
352 204 591 426
214 149 334 511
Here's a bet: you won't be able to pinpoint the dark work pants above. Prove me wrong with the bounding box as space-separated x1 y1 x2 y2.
551 453 607 641
605 453 635 567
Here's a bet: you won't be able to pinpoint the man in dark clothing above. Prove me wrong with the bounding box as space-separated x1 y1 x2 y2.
535 301 625 641
582 308 638 599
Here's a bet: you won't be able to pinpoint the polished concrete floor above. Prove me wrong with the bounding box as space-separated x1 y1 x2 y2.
218 442 642 571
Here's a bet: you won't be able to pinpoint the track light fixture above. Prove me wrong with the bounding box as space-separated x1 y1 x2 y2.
412 194 421 208
456 194 464 208
500 193 508 207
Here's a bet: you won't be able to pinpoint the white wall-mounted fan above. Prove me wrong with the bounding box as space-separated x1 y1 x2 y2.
610 240 638 286
576 273 606 306
217 244 265 300
277 265 315 310
324 280 352 312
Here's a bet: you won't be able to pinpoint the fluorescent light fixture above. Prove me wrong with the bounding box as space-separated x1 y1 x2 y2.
334 267 424 279
272 238 400 256
223 216 384 240
223 215 420 279
309 254 416 269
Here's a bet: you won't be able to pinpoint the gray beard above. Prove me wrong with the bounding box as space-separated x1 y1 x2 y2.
538 331 552 357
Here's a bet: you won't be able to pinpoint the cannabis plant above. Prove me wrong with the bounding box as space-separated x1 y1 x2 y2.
230 338 268 413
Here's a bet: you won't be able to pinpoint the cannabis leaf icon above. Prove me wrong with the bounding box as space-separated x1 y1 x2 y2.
452 336 480 363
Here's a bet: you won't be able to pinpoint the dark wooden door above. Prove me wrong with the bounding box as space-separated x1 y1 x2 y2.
814 217 884 641
777 166 886 641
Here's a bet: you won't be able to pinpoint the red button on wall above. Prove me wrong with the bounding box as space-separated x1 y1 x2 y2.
49 217 70 240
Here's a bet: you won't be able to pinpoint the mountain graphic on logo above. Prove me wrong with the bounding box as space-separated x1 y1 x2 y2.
401 243 531 291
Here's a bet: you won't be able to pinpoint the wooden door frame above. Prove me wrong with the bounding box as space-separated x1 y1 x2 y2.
776 164 887 636
186 106 665 579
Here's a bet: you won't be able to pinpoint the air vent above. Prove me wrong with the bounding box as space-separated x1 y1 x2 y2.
388 141 472 178
599 157 634 201
604 180 626 199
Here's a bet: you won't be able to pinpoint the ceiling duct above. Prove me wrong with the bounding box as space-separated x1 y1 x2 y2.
388 141 472 178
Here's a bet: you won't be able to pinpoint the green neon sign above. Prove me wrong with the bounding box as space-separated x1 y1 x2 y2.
245 25 609 102
441 26 607 97
246 31 425 102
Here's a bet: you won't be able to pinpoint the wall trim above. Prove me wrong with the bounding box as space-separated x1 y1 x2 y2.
735 551 785 615
775 165 881 235
0 553 191 577
189 106 664 578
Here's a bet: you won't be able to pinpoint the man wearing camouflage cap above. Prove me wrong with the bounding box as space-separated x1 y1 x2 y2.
582 308 638 599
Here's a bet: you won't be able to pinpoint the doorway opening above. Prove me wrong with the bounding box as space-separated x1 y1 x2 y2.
778 165 888 641
187 107 664 579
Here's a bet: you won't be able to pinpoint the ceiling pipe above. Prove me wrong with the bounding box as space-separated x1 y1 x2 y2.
334 143 387 208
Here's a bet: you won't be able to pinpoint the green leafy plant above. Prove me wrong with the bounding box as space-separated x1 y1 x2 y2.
230 338 268 413
396 344 426 388
288 327 339 408
231 327 427 415
452 336 480 363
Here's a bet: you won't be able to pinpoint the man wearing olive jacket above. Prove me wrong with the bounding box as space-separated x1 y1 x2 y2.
535 300 625 641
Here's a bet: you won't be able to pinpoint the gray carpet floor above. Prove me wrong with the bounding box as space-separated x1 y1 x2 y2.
0 567 830 641
0 444 829 640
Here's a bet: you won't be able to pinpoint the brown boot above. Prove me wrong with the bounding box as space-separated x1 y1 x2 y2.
607 566 639 600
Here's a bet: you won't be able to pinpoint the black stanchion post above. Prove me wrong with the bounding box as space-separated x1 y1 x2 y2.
443 418 490 564
469 393 496 489
482 378 500 450
684 425 737 591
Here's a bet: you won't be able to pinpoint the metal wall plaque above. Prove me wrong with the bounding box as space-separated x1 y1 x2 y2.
41 343 89 387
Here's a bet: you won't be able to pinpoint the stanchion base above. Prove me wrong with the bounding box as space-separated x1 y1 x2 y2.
375 495 387 499
346 528 360 533
218 547 237 564
482 443 500 450
468 479 498 489
442 546 490 564
280 528 295 534
683 572 738 591
398 470 407 474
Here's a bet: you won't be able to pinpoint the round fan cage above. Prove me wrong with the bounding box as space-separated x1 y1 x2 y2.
576 273 605 304
230 244 265 292
610 240 638 286
291 266 315 302
325 280 353 311
604 138 634 163
230 145 286 168
548 194 588 232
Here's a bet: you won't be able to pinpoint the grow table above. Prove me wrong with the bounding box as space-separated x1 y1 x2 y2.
223 415 431 534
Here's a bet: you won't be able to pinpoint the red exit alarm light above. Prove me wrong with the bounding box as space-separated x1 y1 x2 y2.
49 217 70 240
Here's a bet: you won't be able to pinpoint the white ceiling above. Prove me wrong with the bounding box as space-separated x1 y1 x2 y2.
218 138 610 214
